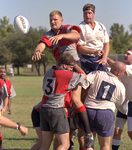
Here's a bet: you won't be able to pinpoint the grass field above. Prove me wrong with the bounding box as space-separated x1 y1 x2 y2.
2 75 132 150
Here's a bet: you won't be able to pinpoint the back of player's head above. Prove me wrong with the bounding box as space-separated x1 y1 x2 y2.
111 61 126 77
58 53 76 66
49 10 63 18
83 3 95 13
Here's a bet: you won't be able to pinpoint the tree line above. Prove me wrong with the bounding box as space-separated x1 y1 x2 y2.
0 16 132 75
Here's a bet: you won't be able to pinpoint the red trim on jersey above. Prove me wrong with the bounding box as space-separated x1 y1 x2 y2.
66 111 68 117
77 71 85 74
75 105 86 113
0 79 5 89
5 79 12 95
52 70 73 94
0 134 3 140
63 91 72 108
52 47 60 62
41 95 49 106
35 107 40 112
39 36 52 48
70 25 81 33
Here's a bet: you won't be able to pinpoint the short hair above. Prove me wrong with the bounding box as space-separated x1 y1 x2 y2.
58 53 76 66
128 48 132 51
49 10 63 18
83 4 95 13
111 61 126 72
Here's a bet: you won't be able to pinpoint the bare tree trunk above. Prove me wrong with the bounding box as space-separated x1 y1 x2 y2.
34 62 41 76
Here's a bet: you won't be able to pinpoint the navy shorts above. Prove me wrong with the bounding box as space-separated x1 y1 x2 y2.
86 108 114 137
116 110 127 119
80 55 107 74
40 107 69 134
128 101 132 117
31 108 40 127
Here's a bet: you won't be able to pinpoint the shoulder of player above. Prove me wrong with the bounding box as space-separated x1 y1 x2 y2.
95 21 106 29
0 79 6 88
5 79 12 84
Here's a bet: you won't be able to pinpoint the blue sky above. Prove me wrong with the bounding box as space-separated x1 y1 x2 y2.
1 0 132 35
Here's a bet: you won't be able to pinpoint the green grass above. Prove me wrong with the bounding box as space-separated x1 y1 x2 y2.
2 75 132 150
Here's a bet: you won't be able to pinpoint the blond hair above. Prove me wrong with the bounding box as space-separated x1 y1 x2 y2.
49 10 63 18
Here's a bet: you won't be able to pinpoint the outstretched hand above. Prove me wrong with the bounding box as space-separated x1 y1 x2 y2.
32 50 45 61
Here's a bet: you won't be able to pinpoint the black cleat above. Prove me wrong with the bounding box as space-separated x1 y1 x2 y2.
85 133 94 148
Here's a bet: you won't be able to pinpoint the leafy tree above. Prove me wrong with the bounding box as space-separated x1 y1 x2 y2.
6 33 33 75
0 16 14 38
110 23 131 54
0 37 10 68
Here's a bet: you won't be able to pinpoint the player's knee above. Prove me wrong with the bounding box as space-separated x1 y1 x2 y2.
113 128 122 139
64 141 70 149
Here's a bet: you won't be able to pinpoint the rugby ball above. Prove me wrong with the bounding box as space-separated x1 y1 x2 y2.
14 15 30 34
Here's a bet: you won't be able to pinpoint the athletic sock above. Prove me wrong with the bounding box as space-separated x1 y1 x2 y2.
68 140 74 150
75 105 94 148
75 105 91 134
112 139 121 150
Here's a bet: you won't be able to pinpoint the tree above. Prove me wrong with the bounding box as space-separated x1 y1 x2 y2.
110 23 131 54
0 37 10 68
0 16 14 39
6 33 33 75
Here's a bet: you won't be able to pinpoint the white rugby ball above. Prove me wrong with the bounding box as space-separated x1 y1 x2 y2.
14 15 30 34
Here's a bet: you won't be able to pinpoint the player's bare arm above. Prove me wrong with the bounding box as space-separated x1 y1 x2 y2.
1 97 8 115
74 64 87 80
96 42 110 65
49 29 80 45
78 45 103 56
32 43 46 61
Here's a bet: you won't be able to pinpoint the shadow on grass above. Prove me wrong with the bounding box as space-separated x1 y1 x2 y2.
4 138 38 141
4 149 29 150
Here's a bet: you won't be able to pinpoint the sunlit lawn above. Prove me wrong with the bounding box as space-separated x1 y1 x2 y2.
2 75 131 150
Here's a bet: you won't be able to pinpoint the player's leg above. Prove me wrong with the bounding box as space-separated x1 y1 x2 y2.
71 85 94 149
127 101 132 140
30 127 42 150
112 111 127 150
0 127 3 150
39 131 54 150
96 109 115 150
30 108 42 150
127 116 132 139
78 128 96 150
98 136 111 150
55 132 70 150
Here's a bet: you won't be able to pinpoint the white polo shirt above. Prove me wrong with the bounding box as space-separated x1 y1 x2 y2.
78 21 109 56
121 64 132 102
83 71 126 112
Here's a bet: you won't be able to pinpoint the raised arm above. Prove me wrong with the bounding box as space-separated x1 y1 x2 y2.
32 42 46 61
